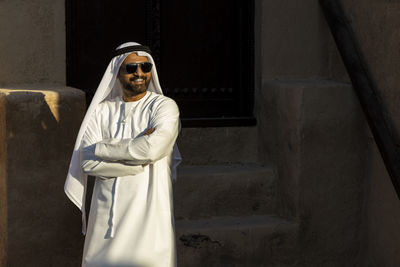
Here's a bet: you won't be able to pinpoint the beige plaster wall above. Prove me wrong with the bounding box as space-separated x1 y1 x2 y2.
0 0 66 85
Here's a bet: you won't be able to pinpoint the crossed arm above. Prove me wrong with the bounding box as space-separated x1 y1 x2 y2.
80 99 179 178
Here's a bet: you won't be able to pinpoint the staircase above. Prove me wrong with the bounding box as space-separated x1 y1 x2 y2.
173 127 299 267
172 78 365 267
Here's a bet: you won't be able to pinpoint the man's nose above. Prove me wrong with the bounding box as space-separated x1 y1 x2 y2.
135 66 144 76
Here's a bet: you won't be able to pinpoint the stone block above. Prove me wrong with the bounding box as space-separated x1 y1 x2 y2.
174 164 277 220
176 215 298 267
177 127 259 165
0 85 85 267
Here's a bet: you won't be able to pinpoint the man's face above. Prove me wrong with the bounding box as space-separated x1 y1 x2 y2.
118 52 152 95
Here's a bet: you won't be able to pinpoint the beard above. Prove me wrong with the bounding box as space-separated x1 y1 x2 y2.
120 76 151 95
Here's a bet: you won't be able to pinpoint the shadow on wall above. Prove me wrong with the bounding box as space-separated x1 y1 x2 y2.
3 89 85 267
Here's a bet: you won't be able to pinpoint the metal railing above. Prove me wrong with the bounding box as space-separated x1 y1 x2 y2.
320 0 400 200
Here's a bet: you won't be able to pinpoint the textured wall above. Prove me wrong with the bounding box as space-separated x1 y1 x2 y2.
177 127 259 165
259 1 400 266
0 0 65 85
0 95 6 267
0 86 86 267
339 1 400 266
259 80 367 266
260 0 349 82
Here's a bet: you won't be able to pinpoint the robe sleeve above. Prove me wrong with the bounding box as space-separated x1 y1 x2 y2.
80 107 144 178
94 98 179 165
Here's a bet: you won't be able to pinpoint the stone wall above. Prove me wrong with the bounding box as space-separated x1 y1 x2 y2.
259 0 349 82
0 86 86 266
0 0 65 85
259 80 367 266
0 1 85 266
177 127 258 165
258 0 400 266
0 95 7 267
340 1 400 266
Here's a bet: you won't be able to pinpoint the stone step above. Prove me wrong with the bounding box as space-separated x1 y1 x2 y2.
173 164 277 220
177 127 258 165
175 215 298 267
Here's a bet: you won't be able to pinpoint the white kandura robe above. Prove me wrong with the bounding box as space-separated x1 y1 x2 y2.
80 91 179 267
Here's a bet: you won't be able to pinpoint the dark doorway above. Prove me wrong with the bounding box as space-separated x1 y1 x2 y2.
66 0 255 126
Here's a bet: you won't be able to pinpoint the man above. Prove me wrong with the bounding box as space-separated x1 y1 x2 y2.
65 42 181 267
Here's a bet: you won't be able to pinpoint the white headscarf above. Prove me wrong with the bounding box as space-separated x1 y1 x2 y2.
64 42 182 234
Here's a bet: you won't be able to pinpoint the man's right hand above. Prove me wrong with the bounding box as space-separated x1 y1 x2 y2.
144 127 155 136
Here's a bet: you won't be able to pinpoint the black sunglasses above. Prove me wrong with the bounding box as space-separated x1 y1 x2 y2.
125 62 153 74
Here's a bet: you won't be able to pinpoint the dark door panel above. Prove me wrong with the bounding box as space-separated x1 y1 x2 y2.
66 0 254 124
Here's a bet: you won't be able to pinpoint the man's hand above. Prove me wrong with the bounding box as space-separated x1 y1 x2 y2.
144 127 155 136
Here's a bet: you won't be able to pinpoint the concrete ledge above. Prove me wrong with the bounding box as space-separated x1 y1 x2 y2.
176 215 298 267
0 85 86 267
174 164 277 220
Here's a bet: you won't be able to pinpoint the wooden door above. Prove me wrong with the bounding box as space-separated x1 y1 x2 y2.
66 0 255 126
